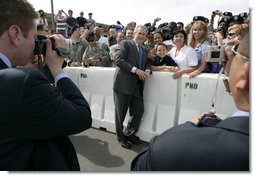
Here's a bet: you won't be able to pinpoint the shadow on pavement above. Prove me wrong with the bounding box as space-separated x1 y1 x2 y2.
70 135 124 168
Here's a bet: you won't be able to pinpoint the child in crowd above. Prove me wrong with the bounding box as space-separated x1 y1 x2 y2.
150 43 179 72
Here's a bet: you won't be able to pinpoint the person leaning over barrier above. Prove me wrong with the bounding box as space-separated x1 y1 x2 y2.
131 28 249 171
113 25 151 149
0 0 92 171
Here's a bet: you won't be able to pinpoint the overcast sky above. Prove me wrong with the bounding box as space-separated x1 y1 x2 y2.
27 0 249 27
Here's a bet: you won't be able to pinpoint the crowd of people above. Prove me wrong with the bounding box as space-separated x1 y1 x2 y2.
37 8 249 77
0 0 249 171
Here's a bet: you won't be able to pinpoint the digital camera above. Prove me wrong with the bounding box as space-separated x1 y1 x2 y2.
197 114 222 127
33 35 70 83
205 45 226 62
34 35 70 58
34 35 48 55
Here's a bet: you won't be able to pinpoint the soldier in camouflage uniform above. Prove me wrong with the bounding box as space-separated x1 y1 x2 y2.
82 32 112 67
67 25 88 66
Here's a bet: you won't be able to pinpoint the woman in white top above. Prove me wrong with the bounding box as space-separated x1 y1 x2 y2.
168 30 198 79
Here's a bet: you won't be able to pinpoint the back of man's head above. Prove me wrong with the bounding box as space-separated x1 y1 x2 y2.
0 0 38 37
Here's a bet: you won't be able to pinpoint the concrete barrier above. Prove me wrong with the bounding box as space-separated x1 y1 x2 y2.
136 72 178 141
64 67 237 142
177 73 236 125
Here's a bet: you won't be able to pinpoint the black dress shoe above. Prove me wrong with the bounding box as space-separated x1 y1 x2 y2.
119 140 132 149
127 135 142 144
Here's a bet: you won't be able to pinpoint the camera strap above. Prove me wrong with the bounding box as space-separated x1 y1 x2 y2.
211 67 224 108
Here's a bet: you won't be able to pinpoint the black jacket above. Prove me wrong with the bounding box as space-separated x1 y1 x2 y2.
131 116 249 171
0 59 92 171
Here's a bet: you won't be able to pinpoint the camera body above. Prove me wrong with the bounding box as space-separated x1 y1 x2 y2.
197 114 222 127
34 35 70 58
34 35 48 56
205 45 226 62
33 35 70 83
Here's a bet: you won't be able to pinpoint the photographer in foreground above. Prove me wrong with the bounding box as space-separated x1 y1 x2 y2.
131 28 249 171
0 0 92 171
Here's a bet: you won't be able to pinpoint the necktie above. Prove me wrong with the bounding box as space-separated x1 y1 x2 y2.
138 45 143 69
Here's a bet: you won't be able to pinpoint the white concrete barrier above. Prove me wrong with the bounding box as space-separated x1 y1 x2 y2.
177 73 236 124
136 72 178 141
76 67 116 132
63 67 79 86
64 67 237 142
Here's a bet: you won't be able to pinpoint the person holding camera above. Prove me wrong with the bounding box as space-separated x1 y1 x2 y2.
131 28 249 171
37 9 48 27
54 9 68 37
0 0 92 171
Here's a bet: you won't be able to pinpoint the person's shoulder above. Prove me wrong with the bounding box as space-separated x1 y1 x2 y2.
164 55 173 60
18 67 46 79
122 39 132 44
98 42 108 48
169 46 176 52
216 116 249 134
201 41 210 48
119 40 133 47
7 67 39 75
110 44 118 49
153 121 217 142
182 45 195 52
2 67 45 83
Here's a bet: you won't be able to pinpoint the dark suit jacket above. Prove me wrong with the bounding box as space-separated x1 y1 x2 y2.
113 40 151 95
0 59 92 171
131 116 249 171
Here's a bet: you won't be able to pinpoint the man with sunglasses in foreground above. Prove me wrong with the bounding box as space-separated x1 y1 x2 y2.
131 28 249 171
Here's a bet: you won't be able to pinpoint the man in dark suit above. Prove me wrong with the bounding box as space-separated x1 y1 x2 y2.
0 0 92 171
113 25 151 149
131 28 249 171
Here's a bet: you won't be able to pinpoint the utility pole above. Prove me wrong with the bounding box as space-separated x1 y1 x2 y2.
50 0 55 30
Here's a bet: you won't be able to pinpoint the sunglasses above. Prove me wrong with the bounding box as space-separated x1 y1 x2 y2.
227 32 235 36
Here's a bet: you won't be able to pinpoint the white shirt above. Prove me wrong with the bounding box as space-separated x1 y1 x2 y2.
168 45 198 70
232 110 249 117
0 53 12 68
98 36 109 47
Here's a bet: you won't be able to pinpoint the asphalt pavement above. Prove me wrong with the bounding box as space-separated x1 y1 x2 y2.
69 127 149 172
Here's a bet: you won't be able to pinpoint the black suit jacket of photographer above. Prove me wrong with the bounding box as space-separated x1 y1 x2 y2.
0 59 92 171
131 116 249 171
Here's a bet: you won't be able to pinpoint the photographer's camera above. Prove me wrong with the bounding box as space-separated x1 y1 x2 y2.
33 35 70 83
34 35 70 58
197 114 222 127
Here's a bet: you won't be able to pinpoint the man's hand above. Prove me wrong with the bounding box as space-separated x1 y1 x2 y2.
172 70 183 79
44 34 68 77
191 109 216 125
135 69 150 80
154 17 161 23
